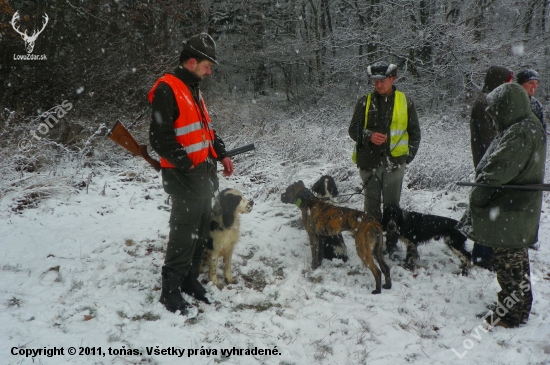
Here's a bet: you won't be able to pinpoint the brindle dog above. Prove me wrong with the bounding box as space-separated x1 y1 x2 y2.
281 180 391 294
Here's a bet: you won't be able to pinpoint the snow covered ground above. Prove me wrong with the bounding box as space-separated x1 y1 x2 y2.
2 113 550 365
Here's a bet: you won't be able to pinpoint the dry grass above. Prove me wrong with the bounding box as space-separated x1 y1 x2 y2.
1 176 76 212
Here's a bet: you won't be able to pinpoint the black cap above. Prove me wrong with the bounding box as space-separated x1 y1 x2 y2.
367 63 397 80
182 33 218 65
516 69 539 85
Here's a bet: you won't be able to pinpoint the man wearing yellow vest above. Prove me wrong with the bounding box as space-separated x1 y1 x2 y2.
149 33 234 315
349 63 421 252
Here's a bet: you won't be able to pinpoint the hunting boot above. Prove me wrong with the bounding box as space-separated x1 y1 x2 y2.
181 262 210 304
159 266 191 314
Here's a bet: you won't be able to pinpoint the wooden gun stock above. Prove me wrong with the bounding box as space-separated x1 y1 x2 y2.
108 121 161 172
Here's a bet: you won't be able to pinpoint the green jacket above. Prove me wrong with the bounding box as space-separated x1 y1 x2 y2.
469 66 514 169
463 83 546 248
348 86 421 171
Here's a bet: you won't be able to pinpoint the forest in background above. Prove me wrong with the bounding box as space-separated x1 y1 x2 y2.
0 0 549 172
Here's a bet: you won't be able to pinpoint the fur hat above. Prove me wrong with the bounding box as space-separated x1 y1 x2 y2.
516 69 539 85
182 33 218 65
367 63 397 80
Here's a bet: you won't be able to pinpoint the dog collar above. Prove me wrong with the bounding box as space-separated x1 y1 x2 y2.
295 188 316 208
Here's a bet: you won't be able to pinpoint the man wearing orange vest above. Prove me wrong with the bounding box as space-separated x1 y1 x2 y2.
149 33 233 315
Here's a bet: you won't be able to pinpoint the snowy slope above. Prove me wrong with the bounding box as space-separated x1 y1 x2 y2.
2 115 550 365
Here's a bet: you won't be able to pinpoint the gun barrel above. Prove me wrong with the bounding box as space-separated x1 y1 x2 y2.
225 143 255 158
457 181 550 191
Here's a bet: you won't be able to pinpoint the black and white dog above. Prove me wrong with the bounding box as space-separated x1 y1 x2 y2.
381 204 471 276
205 188 254 287
311 175 349 262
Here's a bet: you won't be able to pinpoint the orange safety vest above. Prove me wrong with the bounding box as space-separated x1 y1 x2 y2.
148 74 218 168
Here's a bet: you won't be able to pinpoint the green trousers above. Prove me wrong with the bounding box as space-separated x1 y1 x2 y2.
164 196 212 275
359 163 406 221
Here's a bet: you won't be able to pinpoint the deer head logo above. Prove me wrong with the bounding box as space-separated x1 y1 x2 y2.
11 11 49 54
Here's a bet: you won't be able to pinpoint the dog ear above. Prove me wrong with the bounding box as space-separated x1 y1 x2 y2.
212 199 222 217
311 178 323 195
206 237 214 250
327 177 338 197
222 193 241 228
210 220 221 231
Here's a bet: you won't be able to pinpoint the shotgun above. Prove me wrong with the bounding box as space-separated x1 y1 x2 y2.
225 143 255 157
108 120 161 171
108 121 255 171
457 182 550 191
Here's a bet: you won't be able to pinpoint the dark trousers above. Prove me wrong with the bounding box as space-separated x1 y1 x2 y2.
493 247 532 326
164 196 212 275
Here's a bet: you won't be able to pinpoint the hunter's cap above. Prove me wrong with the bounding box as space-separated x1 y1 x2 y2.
516 69 539 85
367 63 397 80
182 33 218 65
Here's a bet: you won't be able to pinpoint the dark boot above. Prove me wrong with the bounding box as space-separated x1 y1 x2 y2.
159 266 191 314
181 263 210 304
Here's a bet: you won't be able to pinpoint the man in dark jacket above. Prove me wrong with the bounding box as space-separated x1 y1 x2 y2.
469 66 514 268
149 33 234 315
348 63 421 254
517 69 545 131
460 83 546 328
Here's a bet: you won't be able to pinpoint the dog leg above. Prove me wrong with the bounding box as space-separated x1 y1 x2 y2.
320 234 348 262
446 234 472 276
365 255 383 294
385 233 399 256
375 233 392 290
208 254 219 287
199 251 210 274
403 240 419 271
452 248 471 277
308 232 323 270
355 236 383 294
222 245 236 284
333 234 349 262
320 236 335 261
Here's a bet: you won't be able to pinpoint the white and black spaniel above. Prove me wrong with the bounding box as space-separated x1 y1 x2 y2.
205 188 253 287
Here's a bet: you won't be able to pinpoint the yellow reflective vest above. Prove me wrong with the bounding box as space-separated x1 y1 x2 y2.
352 91 409 163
